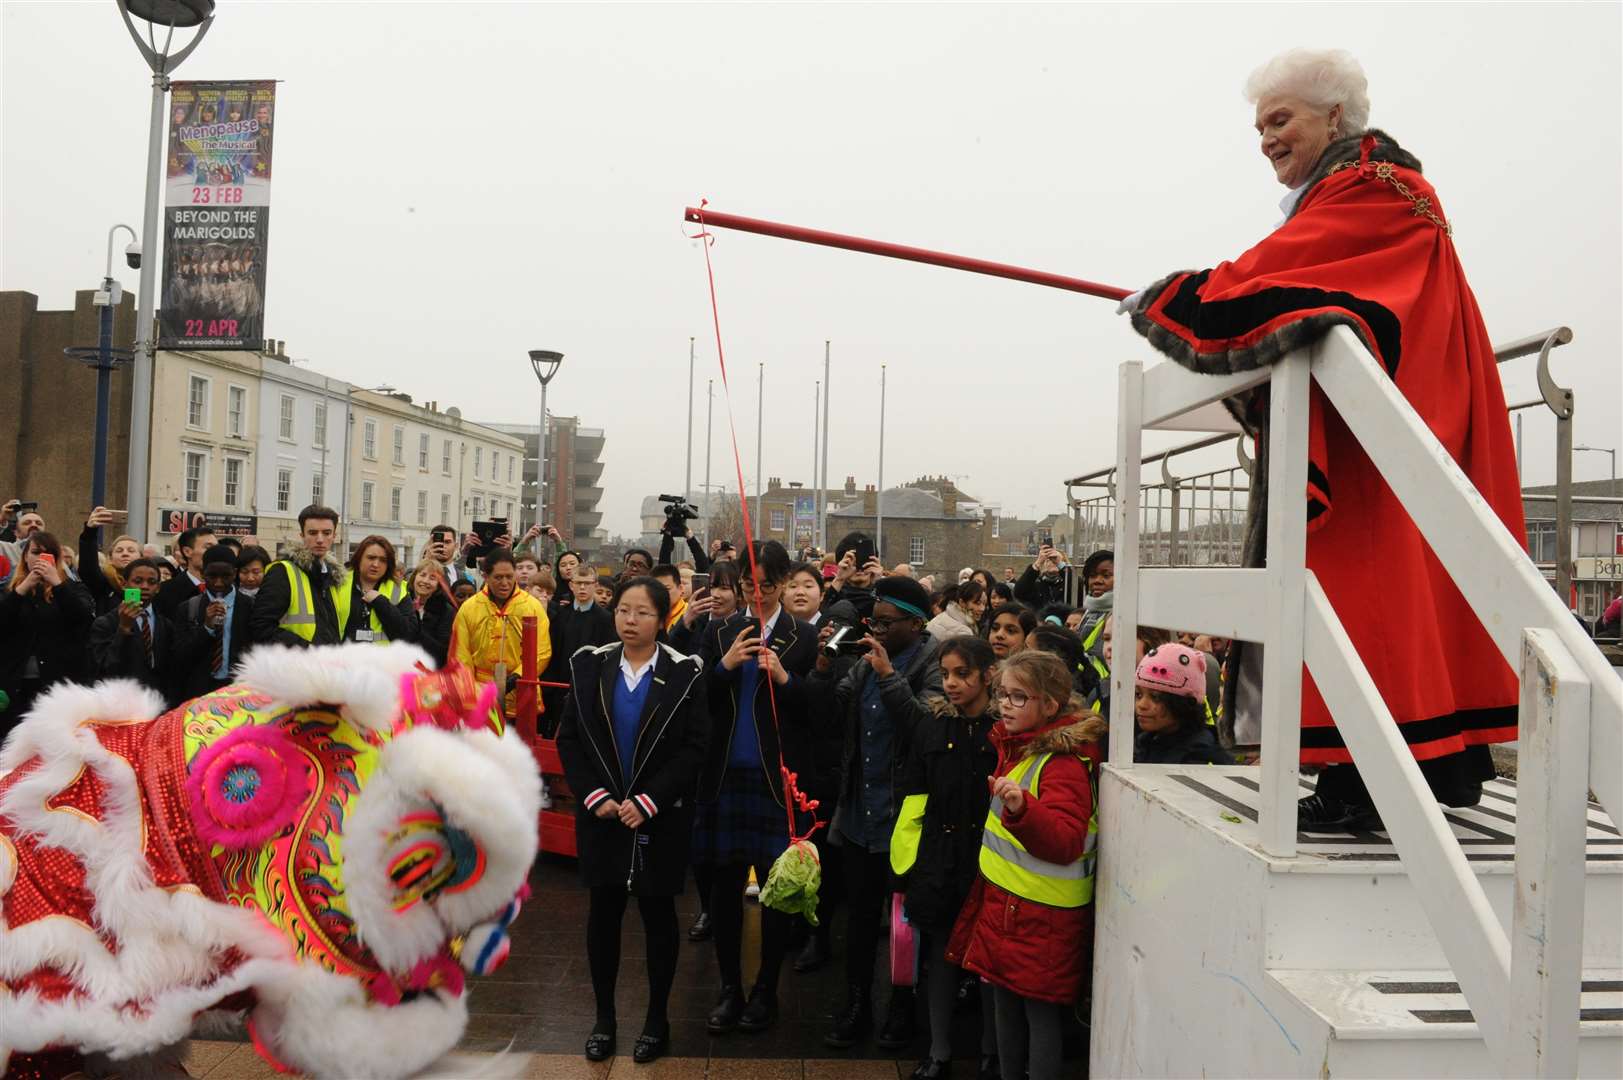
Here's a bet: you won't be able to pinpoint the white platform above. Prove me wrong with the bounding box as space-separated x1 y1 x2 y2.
1090 765 1623 1078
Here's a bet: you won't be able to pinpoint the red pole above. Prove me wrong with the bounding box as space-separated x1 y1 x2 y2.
683 206 1131 302
516 615 539 746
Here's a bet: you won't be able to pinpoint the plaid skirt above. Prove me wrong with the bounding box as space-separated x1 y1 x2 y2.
691 766 801 869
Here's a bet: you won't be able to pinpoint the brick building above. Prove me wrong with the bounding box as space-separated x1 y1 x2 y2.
827 480 982 583
0 290 138 535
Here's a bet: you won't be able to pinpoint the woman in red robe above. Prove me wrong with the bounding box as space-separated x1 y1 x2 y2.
1124 48 1526 832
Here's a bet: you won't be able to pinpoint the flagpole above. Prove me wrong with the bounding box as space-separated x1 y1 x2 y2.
820 340 831 549
877 363 886 561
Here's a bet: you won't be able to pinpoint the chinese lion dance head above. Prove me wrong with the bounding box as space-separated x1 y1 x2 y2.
0 643 542 1079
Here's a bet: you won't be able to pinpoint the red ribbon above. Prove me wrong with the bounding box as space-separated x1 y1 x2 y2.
690 200 820 847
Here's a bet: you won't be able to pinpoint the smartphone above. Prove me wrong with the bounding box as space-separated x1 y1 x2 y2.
38 553 54 567
123 587 142 606
107 509 129 522
691 573 711 591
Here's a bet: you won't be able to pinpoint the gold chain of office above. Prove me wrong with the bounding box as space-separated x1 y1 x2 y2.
1329 159 1453 236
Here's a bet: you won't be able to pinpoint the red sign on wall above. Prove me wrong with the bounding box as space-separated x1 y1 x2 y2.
159 508 258 536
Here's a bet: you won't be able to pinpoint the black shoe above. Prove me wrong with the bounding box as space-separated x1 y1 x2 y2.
584 1027 615 1062
823 984 872 1048
876 987 918 1050
687 910 713 941
632 1026 668 1064
911 1058 952 1080
794 934 833 973
955 974 980 1011
977 1053 1000 1080
1297 792 1383 833
707 984 745 1034
738 985 779 1033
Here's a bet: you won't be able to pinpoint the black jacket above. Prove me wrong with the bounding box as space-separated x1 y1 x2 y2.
806 631 944 841
543 602 616 717
556 642 709 895
154 570 206 621
410 591 456 667
658 532 711 572
87 605 193 705
248 544 348 648
895 699 999 931
171 591 257 700
821 582 876 621
1134 722 1232 766
1014 564 1067 610
0 580 95 723
77 526 123 616
697 608 818 804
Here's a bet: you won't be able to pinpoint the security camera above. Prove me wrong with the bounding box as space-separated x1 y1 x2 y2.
125 241 143 270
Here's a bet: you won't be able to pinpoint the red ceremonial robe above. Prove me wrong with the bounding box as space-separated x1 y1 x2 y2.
1129 130 1524 766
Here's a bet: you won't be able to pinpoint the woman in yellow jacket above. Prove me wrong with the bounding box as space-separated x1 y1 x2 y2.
450 549 551 726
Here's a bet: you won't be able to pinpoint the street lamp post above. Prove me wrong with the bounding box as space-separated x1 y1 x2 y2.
1575 444 1618 495
115 0 216 543
64 225 141 533
528 350 564 531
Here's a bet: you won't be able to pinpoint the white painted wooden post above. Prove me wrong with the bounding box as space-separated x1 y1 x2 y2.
1110 360 1144 766
1507 628 1591 1079
1257 350 1310 857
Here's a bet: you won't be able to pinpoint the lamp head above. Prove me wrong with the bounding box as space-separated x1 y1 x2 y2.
528 350 564 382
124 0 215 27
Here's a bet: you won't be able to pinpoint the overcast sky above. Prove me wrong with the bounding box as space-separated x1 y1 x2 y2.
4 2 1619 538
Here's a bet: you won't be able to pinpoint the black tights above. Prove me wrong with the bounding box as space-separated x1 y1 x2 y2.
843 845 891 995
709 860 790 994
586 885 678 1033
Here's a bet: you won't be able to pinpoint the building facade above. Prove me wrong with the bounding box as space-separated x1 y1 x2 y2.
483 416 608 550
826 482 982 583
147 347 266 544
254 349 352 552
0 290 138 537
1522 478 1623 623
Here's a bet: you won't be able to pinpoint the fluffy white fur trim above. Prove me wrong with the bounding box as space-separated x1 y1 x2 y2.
0 679 294 1061
340 727 540 974
235 641 433 733
251 960 468 1079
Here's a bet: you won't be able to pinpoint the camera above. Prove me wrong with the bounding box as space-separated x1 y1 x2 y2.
822 621 872 658
657 493 699 535
125 241 143 270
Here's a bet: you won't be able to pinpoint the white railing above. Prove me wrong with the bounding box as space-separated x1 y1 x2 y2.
1109 325 1621 1079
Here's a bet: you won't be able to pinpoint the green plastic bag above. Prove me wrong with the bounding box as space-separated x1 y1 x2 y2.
760 838 822 925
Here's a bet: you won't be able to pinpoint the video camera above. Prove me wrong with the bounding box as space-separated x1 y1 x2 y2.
822 620 874 658
657 493 699 536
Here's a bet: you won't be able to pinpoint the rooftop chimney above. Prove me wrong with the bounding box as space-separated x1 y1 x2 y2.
943 484 958 517
845 475 857 496
863 484 877 516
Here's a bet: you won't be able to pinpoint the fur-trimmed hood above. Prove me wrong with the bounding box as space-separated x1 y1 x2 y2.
280 539 347 584
991 712 1107 763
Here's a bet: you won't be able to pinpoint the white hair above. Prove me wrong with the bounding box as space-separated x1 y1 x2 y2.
1243 48 1370 138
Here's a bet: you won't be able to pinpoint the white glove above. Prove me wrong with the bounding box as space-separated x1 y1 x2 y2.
1115 288 1146 315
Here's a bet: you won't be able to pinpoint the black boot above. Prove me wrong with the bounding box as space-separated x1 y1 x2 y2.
911 1058 952 1080
1297 792 1383 833
707 984 745 1034
687 910 713 941
738 983 779 1033
823 983 872 1048
876 985 918 1050
794 932 833 973
976 1053 1000 1080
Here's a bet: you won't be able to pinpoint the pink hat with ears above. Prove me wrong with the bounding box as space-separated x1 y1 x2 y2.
1134 643 1207 701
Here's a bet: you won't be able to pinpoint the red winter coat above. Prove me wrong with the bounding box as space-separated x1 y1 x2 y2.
946 712 1104 1005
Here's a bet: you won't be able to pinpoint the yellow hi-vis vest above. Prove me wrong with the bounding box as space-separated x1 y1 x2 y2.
272 559 320 642
1081 616 1110 683
331 577 408 643
979 751 1097 908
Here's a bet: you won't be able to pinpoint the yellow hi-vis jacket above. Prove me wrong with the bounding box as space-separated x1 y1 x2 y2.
978 751 1097 908
330 577 409 643
272 558 322 642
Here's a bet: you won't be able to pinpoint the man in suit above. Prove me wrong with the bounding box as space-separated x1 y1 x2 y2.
87 557 190 705
174 546 255 699
429 523 482 590
154 526 217 619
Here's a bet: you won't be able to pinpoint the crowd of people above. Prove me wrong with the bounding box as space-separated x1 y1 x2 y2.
0 493 1232 1079
548 522 1234 1078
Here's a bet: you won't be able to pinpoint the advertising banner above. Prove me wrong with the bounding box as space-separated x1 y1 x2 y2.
158 509 258 537
793 493 816 551
158 80 276 350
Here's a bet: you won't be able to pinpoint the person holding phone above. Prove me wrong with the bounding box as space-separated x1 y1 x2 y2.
1 532 94 738
173 547 256 699
694 541 818 1036
87 557 185 704
824 532 884 621
1014 544 1070 611
556 576 709 1064
76 506 139 616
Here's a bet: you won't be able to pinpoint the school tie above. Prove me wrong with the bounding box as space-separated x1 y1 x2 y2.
211 624 226 679
140 615 153 667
